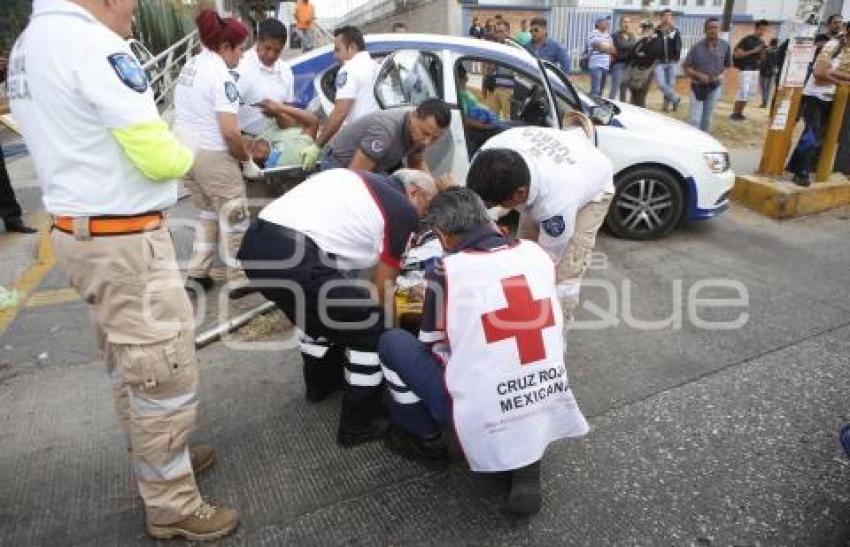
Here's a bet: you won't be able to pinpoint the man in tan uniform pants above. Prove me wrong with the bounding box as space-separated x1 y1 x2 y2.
9 0 238 540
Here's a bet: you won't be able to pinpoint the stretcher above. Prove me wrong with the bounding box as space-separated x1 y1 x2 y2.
242 163 318 200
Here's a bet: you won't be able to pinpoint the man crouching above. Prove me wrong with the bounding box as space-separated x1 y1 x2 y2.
377 187 589 516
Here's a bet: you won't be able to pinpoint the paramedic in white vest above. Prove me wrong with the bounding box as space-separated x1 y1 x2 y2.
8 0 237 540
316 26 379 147
467 127 614 322
377 187 588 516
237 169 436 446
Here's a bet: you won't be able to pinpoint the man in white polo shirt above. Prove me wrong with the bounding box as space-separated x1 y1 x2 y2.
9 0 237 539
317 26 379 147
235 18 295 135
467 126 614 323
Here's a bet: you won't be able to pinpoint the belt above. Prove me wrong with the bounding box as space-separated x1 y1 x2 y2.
53 212 164 236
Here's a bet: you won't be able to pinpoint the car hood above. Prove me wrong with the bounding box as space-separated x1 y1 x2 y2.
610 101 728 153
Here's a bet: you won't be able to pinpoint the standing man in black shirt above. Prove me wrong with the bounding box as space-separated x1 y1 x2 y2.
731 19 769 121
654 9 683 112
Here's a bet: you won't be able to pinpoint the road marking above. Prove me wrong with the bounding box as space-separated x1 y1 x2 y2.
0 219 55 335
26 288 79 308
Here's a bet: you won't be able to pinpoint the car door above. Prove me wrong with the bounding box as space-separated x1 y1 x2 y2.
372 49 456 177
450 54 561 183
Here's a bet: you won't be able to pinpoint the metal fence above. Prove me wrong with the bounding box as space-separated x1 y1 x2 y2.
545 7 717 73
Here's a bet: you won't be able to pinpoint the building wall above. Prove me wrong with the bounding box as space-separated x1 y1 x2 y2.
341 0 457 35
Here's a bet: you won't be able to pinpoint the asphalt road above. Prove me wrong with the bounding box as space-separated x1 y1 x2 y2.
1 163 849 545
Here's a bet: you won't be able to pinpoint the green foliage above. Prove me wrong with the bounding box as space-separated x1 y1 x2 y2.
0 0 195 56
0 0 32 53
133 0 196 56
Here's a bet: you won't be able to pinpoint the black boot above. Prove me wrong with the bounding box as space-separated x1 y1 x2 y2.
337 349 387 447
300 338 344 403
504 461 542 516
385 425 448 469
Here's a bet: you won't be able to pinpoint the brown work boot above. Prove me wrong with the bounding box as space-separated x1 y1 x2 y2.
147 502 239 541
190 444 216 476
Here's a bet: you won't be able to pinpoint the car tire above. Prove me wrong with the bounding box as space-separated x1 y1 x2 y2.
606 167 685 240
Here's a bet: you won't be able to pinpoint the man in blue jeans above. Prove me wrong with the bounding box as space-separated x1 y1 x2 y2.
654 8 683 112
377 187 589 516
587 17 615 96
682 18 731 132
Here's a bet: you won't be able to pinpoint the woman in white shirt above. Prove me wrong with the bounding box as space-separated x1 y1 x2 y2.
174 9 254 298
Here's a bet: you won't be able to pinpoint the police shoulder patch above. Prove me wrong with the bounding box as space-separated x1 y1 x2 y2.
107 53 148 93
225 81 239 103
370 139 385 154
541 215 566 237
335 70 348 89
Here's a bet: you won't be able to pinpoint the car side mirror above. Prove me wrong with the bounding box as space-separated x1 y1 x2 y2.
591 104 613 126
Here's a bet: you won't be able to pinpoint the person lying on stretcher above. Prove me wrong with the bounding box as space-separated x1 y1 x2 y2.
243 99 323 171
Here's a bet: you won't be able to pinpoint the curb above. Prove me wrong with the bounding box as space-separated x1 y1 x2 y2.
731 175 850 219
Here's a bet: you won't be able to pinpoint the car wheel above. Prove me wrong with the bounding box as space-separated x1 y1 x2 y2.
606 167 684 240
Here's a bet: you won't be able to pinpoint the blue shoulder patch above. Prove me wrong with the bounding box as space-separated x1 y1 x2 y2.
335 70 348 89
541 215 566 237
225 81 239 103
107 53 148 93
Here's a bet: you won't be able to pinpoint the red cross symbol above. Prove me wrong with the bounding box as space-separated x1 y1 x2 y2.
481 275 555 365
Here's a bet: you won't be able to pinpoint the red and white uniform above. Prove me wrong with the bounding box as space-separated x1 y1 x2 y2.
441 239 588 472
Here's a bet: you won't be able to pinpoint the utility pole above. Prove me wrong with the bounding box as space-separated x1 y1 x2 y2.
720 0 734 41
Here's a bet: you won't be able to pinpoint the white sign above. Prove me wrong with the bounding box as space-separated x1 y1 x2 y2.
770 99 792 131
783 40 816 87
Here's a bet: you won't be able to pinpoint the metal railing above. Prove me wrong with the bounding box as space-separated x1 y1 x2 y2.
141 30 201 108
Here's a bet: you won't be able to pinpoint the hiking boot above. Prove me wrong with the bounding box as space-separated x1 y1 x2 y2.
504 461 542 516
337 418 389 448
385 425 448 469
147 502 239 541
190 444 216 476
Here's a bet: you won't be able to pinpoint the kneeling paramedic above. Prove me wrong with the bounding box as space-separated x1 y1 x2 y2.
377 188 589 516
467 127 614 323
237 168 437 446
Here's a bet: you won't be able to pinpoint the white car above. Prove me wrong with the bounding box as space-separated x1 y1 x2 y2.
288 33 734 240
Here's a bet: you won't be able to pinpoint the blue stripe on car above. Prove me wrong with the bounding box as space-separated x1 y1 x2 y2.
685 176 729 220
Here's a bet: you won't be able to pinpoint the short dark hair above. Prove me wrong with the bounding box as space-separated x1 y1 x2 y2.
661 8 673 15
258 18 288 44
424 187 492 237
827 13 843 24
755 19 769 29
334 26 366 51
415 98 451 129
704 17 720 31
530 17 547 29
466 149 530 204
391 21 407 32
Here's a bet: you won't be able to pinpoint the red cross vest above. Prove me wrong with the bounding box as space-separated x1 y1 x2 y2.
442 240 589 472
